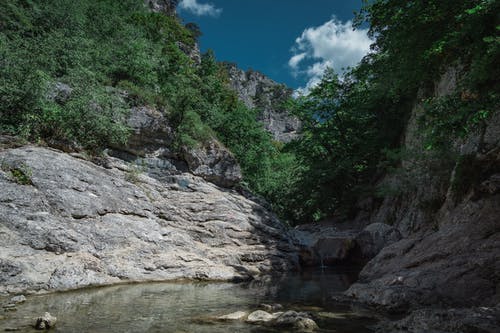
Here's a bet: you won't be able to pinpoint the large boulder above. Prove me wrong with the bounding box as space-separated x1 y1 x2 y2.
355 223 402 259
182 140 242 188
291 224 358 266
0 146 298 294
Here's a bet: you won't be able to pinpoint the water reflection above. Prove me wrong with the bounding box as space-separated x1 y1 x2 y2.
1 267 375 332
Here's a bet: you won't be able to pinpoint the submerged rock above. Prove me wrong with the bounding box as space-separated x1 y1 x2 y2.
274 311 318 332
34 312 57 330
9 296 26 304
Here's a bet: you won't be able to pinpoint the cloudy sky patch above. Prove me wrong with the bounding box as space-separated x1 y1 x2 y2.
290 18 372 94
178 0 222 17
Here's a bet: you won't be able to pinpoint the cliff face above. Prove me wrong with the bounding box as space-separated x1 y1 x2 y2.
344 67 500 326
223 63 301 142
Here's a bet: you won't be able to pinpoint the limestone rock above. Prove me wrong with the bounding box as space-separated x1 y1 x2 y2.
246 310 275 323
144 0 177 15
34 312 57 330
355 223 402 259
9 295 26 304
217 311 248 321
182 140 242 188
110 106 241 188
375 307 500 333
291 225 358 266
0 146 298 294
274 311 318 332
223 63 300 142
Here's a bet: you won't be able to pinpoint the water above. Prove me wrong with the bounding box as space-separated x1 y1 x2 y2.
1 267 377 332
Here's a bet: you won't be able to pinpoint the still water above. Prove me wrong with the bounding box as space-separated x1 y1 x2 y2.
1 267 377 332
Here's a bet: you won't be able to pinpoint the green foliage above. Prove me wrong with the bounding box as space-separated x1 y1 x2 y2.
1 161 33 185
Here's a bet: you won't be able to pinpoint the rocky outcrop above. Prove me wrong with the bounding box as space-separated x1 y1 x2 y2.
182 140 242 188
223 63 301 142
344 66 500 324
0 145 298 295
144 0 178 15
110 106 242 188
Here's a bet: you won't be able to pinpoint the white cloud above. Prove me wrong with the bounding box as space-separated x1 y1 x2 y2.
178 0 222 17
288 52 307 71
289 18 372 94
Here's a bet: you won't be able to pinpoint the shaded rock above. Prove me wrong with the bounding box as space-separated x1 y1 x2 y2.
375 307 500 333
47 82 72 104
345 68 500 317
34 312 56 330
246 310 275 323
291 225 358 266
355 223 402 259
274 311 318 332
217 311 248 321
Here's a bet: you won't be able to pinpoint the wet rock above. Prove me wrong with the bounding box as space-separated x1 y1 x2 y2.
217 311 248 321
9 295 26 304
34 312 57 330
246 310 275 323
260 303 283 312
274 311 318 332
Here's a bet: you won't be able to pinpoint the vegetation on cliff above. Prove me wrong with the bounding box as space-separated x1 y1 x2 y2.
0 0 498 225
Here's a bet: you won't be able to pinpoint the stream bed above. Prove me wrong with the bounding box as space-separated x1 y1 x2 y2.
1 267 378 332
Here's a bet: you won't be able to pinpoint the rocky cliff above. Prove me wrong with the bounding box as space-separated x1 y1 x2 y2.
0 140 298 295
342 67 500 331
223 63 301 142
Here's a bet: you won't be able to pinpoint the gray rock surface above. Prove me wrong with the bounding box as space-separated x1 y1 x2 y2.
34 312 57 330
110 106 242 188
375 306 500 333
291 224 367 266
0 146 297 294
345 66 500 322
223 63 301 142
182 140 242 188
246 310 275 323
355 223 402 259
144 0 177 15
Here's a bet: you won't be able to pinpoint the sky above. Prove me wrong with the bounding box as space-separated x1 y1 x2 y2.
177 0 372 92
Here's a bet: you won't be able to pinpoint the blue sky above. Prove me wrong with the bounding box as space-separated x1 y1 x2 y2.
177 0 372 92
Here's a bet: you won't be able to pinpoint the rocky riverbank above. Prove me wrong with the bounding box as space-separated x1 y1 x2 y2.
0 144 298 295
